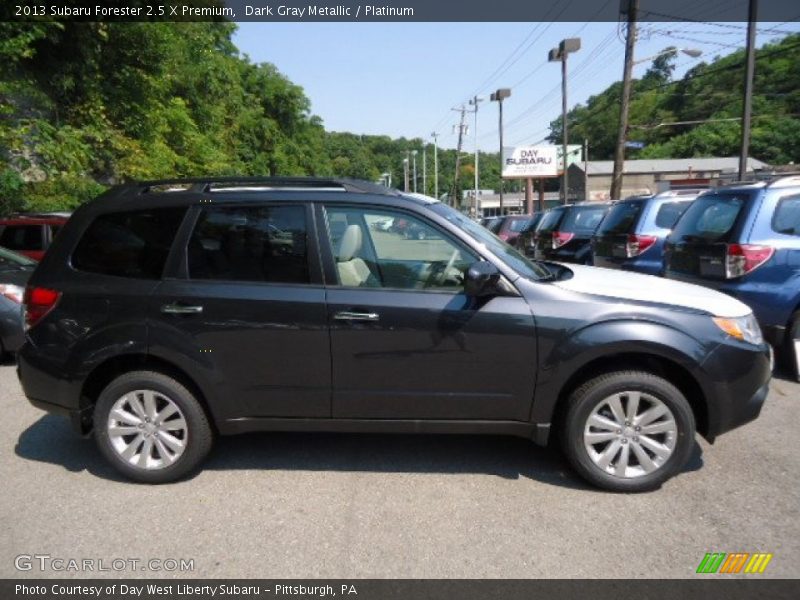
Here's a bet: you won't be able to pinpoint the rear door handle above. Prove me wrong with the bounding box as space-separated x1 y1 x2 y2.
161 303 203 315
333 311 379 322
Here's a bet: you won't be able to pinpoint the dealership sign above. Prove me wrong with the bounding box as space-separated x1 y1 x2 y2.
502 145 558 178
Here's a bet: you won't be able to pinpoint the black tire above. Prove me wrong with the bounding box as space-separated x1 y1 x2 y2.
561 370 695 493
94 370 213 483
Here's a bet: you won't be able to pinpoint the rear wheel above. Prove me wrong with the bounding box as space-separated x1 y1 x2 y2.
561 370 695 492
94 371 213 483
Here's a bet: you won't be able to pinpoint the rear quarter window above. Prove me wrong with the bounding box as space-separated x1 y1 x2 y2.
0 224 44 251
72 208 187 279
654 201 692 229
772 194 800 236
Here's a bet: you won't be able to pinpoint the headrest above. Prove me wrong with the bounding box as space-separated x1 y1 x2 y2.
337 224 362 262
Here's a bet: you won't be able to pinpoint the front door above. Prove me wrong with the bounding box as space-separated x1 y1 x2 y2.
321 205 537 421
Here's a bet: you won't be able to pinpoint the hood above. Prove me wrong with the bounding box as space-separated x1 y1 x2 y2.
553 264 751 319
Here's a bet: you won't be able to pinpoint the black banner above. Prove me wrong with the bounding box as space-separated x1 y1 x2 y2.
4 580 800 600
3 0 799 22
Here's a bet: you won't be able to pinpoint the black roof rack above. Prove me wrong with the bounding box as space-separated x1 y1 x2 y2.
126 176 399 196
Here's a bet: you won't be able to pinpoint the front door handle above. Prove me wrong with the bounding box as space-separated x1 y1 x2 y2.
161 303 204 315
333 311 380 322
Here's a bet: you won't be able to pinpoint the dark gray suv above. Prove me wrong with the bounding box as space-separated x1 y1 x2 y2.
18 178 771 491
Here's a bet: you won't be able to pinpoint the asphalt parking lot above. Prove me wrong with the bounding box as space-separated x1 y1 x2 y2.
1 361 798 579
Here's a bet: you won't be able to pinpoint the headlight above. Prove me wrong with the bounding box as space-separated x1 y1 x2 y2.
712 313 763 345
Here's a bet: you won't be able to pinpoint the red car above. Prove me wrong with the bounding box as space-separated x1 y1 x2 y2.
0 213 70 260
488 214 542 247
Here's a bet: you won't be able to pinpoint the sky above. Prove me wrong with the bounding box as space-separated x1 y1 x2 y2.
233 19 799 152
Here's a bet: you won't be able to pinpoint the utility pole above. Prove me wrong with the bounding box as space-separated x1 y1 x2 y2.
739 0 758 180
583 139 589 200
403 153 410 192
411 150 418 193
451 105 467 209
610 0 638 200
431 132 439 200
422 145 427 196
469 95 484 216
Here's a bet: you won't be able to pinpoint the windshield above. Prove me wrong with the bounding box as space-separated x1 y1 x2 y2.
561 206 608 234
0 245 36 267
597 200 643 235
670 193 751 243
431 204 552 280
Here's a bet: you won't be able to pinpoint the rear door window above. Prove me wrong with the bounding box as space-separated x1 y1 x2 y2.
655 201 692 229
72 208 186 279
596 201 643 235
187 205 310 284
670 194 750 243
0 225 44 251
772 194 800 236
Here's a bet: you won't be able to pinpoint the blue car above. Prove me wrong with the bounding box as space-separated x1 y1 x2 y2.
592 190 703 275
664 176 800 373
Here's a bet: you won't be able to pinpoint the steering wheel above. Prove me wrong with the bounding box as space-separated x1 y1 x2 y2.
435 249 460 286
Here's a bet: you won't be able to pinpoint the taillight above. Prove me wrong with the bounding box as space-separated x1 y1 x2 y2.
552 231 575 249
23 286 61 329
626 234 657 258
725 244 774 279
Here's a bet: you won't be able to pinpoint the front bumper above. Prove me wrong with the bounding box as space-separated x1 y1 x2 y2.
701 340 772 441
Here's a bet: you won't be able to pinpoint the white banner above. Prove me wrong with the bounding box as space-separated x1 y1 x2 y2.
502 145 558 178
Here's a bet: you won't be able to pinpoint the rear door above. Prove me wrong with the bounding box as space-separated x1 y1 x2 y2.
150 202 331 421
665 192 755 280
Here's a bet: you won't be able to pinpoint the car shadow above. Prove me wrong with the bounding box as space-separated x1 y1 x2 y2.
15 414 704 491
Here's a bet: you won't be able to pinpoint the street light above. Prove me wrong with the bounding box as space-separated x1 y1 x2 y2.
490 88 511 214
549 37 581 204
633 47 702 66
403 156 409 192
411 150 418 193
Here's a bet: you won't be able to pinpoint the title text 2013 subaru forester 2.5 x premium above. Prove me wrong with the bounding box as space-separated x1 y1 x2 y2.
18 178 771 492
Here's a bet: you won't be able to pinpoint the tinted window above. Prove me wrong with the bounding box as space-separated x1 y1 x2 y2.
188 205 309 284
561 206 608 234
72 208 186 279
671 194 750 243
325 206 477 291
536 209 565 233
597 201 643 235
772 194 800 236
488 218 505 234
508 218 533 233
0 225 43 251
655 201 692 229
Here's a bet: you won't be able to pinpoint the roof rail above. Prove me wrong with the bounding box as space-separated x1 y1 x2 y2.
127 176 399 196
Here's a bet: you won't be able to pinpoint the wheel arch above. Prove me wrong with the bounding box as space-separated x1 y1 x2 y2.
80 353 219 434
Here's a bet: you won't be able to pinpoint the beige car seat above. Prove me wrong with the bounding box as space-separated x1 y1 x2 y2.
337 225 374 287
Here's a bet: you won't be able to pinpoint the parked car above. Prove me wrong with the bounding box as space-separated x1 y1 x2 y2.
18 177 770 491
0 213 69 260
664 176 800 375
490 214 543 247
592 190 702 275
0 246 36 357
532 202 613 264
480 216 500 229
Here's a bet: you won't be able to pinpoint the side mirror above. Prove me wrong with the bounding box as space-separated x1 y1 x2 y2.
465 261 501 297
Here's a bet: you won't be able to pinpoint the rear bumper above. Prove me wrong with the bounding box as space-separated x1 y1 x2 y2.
26 395 93 435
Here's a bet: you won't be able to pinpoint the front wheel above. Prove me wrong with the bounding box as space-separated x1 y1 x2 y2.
94 371 213 483
561 370 695 492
